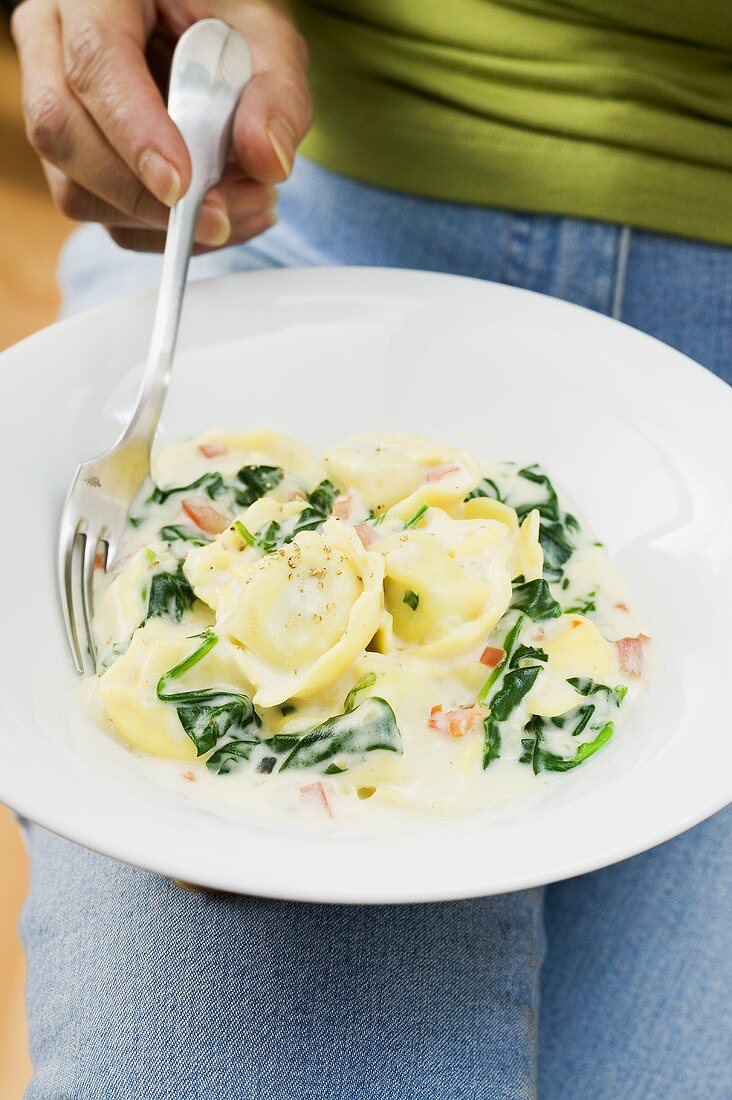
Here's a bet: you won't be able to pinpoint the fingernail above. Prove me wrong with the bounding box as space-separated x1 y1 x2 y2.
197 201 231 246
138 149 180 206
267 208 279 228
267 117 295 178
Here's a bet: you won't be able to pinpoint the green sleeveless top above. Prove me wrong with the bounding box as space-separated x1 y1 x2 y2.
296 1 732 245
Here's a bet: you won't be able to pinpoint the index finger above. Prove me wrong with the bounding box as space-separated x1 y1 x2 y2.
58 0 191 205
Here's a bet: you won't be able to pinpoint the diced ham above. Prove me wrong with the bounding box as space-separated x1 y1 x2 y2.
425 463 462 484
447 712 470 738
446 708 486 738
182 497 230 535
615 634 650 677
480 645 506 668
198 443 228 458
355 523 378 549
428 704 486 738
94 546 107 570
428 705 446 731
299 781 332 817
333 491 355 521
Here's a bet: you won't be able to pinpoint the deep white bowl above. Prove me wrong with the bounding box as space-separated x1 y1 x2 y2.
0 266 729 902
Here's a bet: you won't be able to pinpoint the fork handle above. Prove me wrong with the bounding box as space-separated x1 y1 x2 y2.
121 193 202 448
117 19 252 454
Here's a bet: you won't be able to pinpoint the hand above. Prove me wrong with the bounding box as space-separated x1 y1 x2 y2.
11 0 312 252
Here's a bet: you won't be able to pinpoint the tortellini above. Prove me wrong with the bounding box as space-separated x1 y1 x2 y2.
222 519 385 706
94 542 179 662
541 616 615 681
367 505 514 657
453 496 519 531
525 616 616 717
324 434 481 513
99 615 224 759
88 428 648 825
451 499 542 581
184 499 307 617
514 510 544 582
152 427 325 491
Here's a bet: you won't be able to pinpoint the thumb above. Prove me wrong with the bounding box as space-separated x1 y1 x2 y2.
229 6 312 183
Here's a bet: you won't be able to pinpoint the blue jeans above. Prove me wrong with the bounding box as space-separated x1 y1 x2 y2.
22 159 731 1099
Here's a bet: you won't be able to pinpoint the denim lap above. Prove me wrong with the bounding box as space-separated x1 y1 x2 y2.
22 157 731 1099
21 829 543 1100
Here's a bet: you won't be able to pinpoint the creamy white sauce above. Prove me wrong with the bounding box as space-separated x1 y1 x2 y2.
78 433 653 833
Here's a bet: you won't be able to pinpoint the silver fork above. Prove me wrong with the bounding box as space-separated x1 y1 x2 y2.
58 19 252 674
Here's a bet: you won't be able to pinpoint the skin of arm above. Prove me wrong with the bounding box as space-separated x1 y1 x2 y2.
11 0 312 253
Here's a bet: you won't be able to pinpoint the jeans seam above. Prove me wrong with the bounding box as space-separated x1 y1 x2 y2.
502 215 533 288
611 226 632 320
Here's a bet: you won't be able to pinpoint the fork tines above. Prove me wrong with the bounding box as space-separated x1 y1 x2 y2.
58 507 108 676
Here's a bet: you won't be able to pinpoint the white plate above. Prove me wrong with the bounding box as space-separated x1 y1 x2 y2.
0 267 729 902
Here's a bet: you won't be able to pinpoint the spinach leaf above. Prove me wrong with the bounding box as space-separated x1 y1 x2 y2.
520 716 614 774
465 477 503 503
149 464 284 514
518 678 625 774
146 565 196 623
568 677 625 705
149 472 226 506
510 644 548 667
538 521 575 583
403 590 420 611
206 739 259 775
236 479 339 553
159 524 210 547
478 614 524 703
156 632 261 757
157 629 219 692
178 697 260 757
515 465 561 522
234 520 260 548
306 479 338 515
478 577 559 711
278 697 402 772
344 672 377 714
484 719 501 767
233 465 283 507
548 703 595 737
483 665 541 768
509 579 562 622
564 590 597 615
489 666 542 723
520 716 544 773
516 465 580 582
403 503 429 529
262 732 301 756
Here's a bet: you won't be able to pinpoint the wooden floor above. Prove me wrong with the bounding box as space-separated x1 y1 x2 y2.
0 20 75 1098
